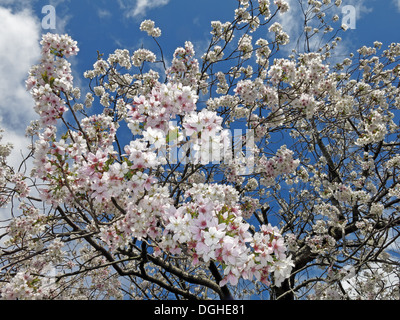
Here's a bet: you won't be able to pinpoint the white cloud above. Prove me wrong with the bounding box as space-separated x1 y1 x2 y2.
0 7 40 132
392 0 400 11
0 0 36 11
0 6 41 176
118 0 170 18
97 8 112 19
0 4 51 232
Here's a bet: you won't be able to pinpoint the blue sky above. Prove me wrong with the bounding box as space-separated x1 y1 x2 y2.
1 0 400 166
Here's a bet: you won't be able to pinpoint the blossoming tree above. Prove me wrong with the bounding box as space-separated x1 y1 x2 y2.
1 0 399 300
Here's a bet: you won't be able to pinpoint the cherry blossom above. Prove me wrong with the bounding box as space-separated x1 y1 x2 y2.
1 0 399 301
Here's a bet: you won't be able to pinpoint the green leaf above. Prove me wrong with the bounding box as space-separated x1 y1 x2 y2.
42 71 49 83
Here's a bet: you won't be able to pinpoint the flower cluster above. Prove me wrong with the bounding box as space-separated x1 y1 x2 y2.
255 38 271 66
257 145 300 187
181 109 225 163
0 130 14 207
6 202 46 244
305 234 336 254
132 48 157 67
100 187 173 251
274 0 290 13
234 79 264 105
167 41 207 92
356 109 388 146
210 20 234 43
0 270 55 300
292 93 316 119
240 196 260 219
162 184 293 286
238 34 253 60
140 19 161 38
127 82 198 134
268 22 290 45
26 33 79 126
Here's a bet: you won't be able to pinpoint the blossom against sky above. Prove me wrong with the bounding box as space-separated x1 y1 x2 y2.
1 0 400 163
0 0 399 300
